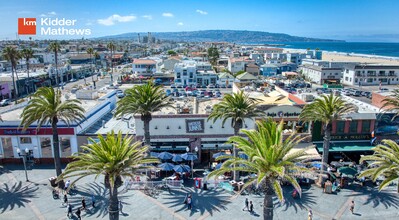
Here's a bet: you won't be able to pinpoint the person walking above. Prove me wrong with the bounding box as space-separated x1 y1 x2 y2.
349 201 355 214
249 201 254 214
183 193 188 205
91 195 95 208
242 198 249 211
62 193 68 206
308 209 313 220
81 197 86 211
75 207 81 220
119 200 123 213
67 203 73 219
64 180 71 191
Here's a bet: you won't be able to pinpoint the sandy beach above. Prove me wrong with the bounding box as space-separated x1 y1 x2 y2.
322 52 399 65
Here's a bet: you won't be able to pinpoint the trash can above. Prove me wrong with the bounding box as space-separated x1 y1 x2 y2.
194 178 202 189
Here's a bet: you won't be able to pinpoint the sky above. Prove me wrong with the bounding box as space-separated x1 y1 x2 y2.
2 0 399 42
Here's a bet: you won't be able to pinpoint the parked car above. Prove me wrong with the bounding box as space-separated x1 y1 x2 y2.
227 84 232 88
176 84 183 88
79 75 85 79
380 88 389 92
352 90 362 97
116 92 125 98
220 84 226 88
207 84 215 89
59 82 66 86
170 84 176 88
0 99 10 106
69 78 77 82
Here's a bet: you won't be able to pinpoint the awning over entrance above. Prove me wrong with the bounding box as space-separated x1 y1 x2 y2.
315 142 374 153
289 147 321 160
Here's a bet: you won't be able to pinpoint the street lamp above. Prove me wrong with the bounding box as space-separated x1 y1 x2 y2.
186 146 199 179
16 147 32 182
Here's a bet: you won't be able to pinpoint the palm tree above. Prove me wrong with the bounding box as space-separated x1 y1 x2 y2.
48 41 61 87
20 48 35 94
208 90 265 180
209 119 311 220
359 140 399 193
381 88 399 118
20 87 85 178
86 47 95 87
107 42 116 82
58 131 159 220
115 83 173 146
299 94 355 171
2 46 21 103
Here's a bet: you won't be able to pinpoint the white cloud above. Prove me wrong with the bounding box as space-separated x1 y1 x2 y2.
162 12 174 17
48 11 57 16
97 14 136 26
196 10 208 15
40 14 47 17
177 22 184 26
40 11 57 17
142 15 153 20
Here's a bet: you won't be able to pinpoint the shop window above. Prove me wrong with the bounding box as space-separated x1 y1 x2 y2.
350 121 358 133
40 137 52 157
1 137 14 158
60 137 72 157
337 121 345 134
362 120 370 133
20 137 32 144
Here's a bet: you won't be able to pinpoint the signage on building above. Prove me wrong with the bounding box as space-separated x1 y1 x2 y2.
265 105 302 118
331 134 371 141
186 119 205 133
0 128 75 136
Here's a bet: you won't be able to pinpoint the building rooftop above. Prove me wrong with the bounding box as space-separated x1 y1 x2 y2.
133 59 157 65
82 112 136 135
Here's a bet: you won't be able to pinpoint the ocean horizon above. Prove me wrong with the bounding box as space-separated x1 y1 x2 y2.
247 42 399 58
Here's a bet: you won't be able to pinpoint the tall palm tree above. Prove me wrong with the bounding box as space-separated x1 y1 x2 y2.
2 46 20 103
299 94 355 171
209 119 311 220
359 140 399 193
59 131 159 220
86 47 95 87
208 90 265 180
115 83 173 146
20 87 85 178
20 48 35 94
48 41 61 87
381 88 399 118
107 42 116 82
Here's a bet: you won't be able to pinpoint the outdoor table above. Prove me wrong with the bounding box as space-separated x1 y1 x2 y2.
237 181 244 191
229 180 237 187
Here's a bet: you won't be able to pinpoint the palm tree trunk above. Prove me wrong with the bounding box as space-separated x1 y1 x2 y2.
142 115 152 147
51 119 62 178
233 121 242 181
322 123 332 171
26 61 30 94
109 185 119 220
263 181 274 220
11 66 18 104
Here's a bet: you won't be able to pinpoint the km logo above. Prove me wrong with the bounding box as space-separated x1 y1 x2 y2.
18 18 37 35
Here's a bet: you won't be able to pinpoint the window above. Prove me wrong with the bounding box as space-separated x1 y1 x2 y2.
60 137 71 157
176 73 180 79
335 73 338 75
20 137 32 144
350 121 358 133
189 72 193 78
336 121 345 134
362 120 370 133
1 137 13 158
40 137 52 157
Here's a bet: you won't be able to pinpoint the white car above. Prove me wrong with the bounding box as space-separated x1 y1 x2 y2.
0 99 10 106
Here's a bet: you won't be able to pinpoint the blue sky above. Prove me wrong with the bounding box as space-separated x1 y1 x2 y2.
2 0 399 42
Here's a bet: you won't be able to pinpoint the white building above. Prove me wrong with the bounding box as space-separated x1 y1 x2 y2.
132 59 157 76
300 64 342 85
302 59 358 69
174 61 217 86
342 64 399 86
228 57 254 73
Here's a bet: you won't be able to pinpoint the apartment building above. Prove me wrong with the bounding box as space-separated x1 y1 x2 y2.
342 64 399 86
300 64 342 85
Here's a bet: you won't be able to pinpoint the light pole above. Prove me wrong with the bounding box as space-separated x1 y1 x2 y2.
186 146 198 179
16 147 32 182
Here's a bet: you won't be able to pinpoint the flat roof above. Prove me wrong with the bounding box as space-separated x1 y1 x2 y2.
82 112 136 135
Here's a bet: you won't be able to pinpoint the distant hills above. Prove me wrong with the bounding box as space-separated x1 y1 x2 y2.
98 30 344 43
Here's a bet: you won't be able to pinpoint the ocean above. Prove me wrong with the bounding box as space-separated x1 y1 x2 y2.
257 42 399 58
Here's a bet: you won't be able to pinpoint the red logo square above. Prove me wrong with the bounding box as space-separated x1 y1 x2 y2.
18 18 36 35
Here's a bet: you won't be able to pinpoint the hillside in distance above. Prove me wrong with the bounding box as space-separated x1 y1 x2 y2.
99 30 344 43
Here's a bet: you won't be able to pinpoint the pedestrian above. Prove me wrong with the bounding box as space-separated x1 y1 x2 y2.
183 193 188 204
67 203 73 219
91 195 95 208
64 180 71 191
187 195 192 210
75 207 81 220
308 209 313 220
249 201 253 214
63 193 68 206
119 200 123 213
349 201 355 214
81 197 86 210
242 198 249 211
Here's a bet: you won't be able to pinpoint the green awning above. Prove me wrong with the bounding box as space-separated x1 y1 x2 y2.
316 142 373 153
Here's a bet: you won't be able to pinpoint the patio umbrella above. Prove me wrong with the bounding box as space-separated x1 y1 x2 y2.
310 162 322 169
157 152 173 160
212 152 226 159
181 153 198 161
158 162 175 171
173 164 191 173
330 161 344 168
338 166 358 177
150 152 159 158
172 154 183 162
